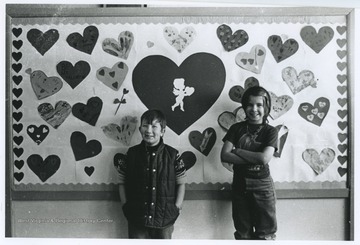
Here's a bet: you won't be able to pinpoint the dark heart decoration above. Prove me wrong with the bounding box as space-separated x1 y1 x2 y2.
180 151 197 170
66 25 99 54
72 96 103 126
70 131 102 161
216 24 249 52
133 52 226 135
38 101 72 129
14 160 24 170
27 29 59 55
14 172 24 182
337 156 347 165
229 77 259 103
267 35 299 63
12 52 22 62
12 88 23 98
13 112 23 122
189 128 217 156
12 28 22 37
27 154 61 182
298 97 330 126
300 26 334 53
338 167 347 177
13 136 23 146
13 147 24 158
13 123 23 133
12 63 22 73
56 60 91 89
26 69 63 100
12 40 23 50
27 124 49 145
12 100 22 110
12 75 23 85
84 166 95 176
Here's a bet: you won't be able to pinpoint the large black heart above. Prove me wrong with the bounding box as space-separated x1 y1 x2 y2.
72 96 103 126
133 53 226 135
27 154 61 182
56 60 90 89
27 29 59 56
70 131 102 161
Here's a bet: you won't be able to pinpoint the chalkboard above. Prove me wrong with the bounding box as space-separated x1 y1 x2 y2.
6 5 354 197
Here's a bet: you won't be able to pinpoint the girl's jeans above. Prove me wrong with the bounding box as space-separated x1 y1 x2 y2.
232 176 277 240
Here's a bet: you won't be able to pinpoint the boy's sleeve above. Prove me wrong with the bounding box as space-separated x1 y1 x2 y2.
175 152 187 185
116 154 127 184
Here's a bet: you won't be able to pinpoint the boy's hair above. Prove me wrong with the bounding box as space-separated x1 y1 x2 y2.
241 86 272 123
140 109 167 129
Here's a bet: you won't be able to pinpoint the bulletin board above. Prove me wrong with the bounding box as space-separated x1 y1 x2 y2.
6 5 354 198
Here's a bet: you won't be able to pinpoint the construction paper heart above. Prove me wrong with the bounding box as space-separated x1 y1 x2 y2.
302 148 335 175
15 160 24 170
229 77 259 103
218 107 246 130
300 26 334 53
216 24 248 52
13 123 23 133
337 167 347 177
269 91 294 120
336 39 346 48
12 75 23 85
72 96 103 126
12 40 23 50
102 31 134 59
338 144 347 154
268 35 298 62
180 151 197 170
235 45 266 74
133 53 225 135
102 116 138 146
298 97 330 126
337 50 346 59
338 156 347 165
13 112 23 122
13 136 23 146
337 110 347 119
273 124 288 158
338 121 347 131
26 69 63 100
337 85 347 95
163 26 196 53
337 75 347 84
27 154 61 182
337 62 346 71
14 172 24 182
12 52 22 62
66 25 99 54
70 131 102 161
56 60 90 89
12 63 22 73
84 166 95 176
282 67 316 94
27 124 49 145
147 41 154 48
12 28 22 37
27 29 59 55
96 61 128 91
13 147 24 158
338 98 347 107
336 26 346 35
113 153 126 174
13 88 23 98
38 101 72 129
338 133 347 143
189 127 216 156
12 100 22 110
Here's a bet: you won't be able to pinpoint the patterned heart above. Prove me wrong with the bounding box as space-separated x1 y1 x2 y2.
302 148 335 175
102 31 134 59
96 62 128 91
70 131 102 161
163 26 196 53
189 127 216 156
66 25 99 54
56 60 90 89
268 35 298 62
269 91 294 120
218 107 246 130
298 97 330 126
180 151 197 170
27 29 59 55
26 69 63 100
102 116 138 146
72 97 103 126
282 67 316 94
216 24 248 52
229 77 259 103
300 26 334 53
84 166 95 176
27 124 49 145
27 154 61 182
273 124 288 158
133 53 225 135
38 101 72 129
235 45 266 74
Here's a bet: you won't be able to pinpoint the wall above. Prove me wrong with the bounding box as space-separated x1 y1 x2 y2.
11 198 348 240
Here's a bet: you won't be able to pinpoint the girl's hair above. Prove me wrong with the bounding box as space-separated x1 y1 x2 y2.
241 86 272 123
140 109 167 129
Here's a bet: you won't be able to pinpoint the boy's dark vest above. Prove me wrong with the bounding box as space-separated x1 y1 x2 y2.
123 140 180 228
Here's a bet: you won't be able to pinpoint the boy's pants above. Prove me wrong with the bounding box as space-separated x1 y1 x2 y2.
232 176 277 240
128 222 174 239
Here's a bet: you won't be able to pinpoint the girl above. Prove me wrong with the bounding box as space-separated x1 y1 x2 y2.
221 86 278 240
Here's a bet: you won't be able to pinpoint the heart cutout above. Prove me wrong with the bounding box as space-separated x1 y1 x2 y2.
14 148 24 158
66 25 99 54
336 26 346 35
337 75 347 83
96 62 128 91
282 67 316 94
38 101 72 129
14 172 24 182
70 131 102 161
102 31 134 59
56 60 90 89
27 124 49 145
235 45 266 74
72 97 103 126
302 148 335 175
13 40 23 50
273 124 289 158
12 63 22 73
13 123 23 133
12 100 22 110
84 166 95 176
102 116 138 146
267 35 298 62
298 97 330 126
15 160 24 170
13 112 23 122
337 156 347 165
12 75 23 85
300 26 334 53
216 24 248 52
13 136 24 146
26 69 63 100
12 28 22 37
27 29 59 55
163 26 196 53
218 107 246 130
337 167 347 177
12 52 22 62
180 151 197 170
12 88 23 98
269 91 294 120
133 53 225 135
189 127 216 156
27 154 61 182
229 77 259 103
338 121 347 131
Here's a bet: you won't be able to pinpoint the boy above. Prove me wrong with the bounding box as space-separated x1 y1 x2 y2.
118 109 186 239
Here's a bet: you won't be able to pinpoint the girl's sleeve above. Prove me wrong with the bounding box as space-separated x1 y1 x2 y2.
175 153 187 185
222 124 237 144
265 126 279 152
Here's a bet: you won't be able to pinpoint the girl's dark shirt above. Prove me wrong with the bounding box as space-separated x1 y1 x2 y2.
222 121 278 181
